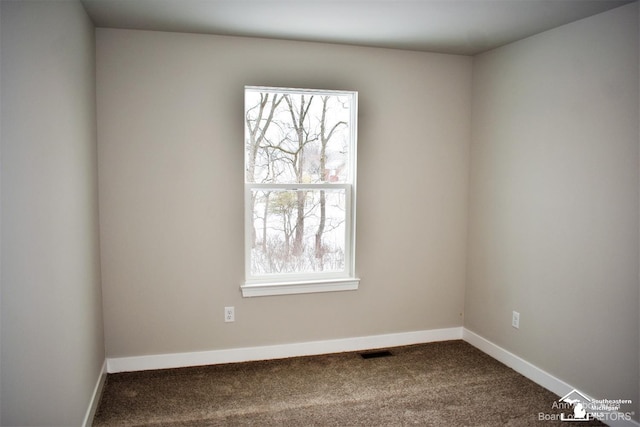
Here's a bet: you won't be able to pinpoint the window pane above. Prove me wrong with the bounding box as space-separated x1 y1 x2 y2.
249 188 346 275
245 89 353 184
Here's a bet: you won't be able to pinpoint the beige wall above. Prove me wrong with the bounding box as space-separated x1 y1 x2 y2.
96 29 472 357
0 1 105 425
467 2 639 417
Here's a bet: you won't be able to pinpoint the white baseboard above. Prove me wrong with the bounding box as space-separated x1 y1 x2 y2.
82 359 107 427
462 328 574 396
462 328 639 427
106 327 463 373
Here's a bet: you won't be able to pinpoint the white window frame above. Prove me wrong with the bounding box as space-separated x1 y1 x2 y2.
242 86 359 297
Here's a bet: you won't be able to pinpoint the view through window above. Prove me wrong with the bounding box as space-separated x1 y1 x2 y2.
244 86 358 294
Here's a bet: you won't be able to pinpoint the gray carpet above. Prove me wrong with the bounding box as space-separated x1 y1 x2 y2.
93 340 605 426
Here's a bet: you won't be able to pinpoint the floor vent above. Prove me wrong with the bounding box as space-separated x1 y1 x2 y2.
360 350 393 359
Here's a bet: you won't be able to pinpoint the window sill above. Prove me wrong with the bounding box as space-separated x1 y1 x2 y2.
241 277 360 297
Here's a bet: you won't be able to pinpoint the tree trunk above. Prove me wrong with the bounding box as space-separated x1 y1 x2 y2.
262 191 270 253
315 190 326 261
245 93 282 248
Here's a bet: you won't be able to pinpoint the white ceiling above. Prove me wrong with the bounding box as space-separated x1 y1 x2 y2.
81 0 635 55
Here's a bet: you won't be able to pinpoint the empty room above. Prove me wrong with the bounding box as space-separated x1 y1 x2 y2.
1 0 638 425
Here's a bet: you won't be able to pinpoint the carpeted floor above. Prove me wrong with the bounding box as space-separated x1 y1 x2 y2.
93 340 605 426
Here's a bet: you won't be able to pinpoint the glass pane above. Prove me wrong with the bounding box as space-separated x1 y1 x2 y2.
245 89 353 184
249 188 346 275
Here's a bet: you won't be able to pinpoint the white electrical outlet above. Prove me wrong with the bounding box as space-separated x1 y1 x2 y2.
512 311 520 329
224 306 235 322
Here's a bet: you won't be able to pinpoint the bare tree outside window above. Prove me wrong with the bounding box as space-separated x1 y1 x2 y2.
244 87 356 280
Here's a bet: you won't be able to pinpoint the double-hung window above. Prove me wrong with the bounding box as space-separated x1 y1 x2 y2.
242 86 359 297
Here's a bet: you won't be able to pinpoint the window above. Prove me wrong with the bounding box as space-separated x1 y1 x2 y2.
242 86 359 297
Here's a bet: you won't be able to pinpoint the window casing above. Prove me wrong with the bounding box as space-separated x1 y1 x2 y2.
242 86 359 297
